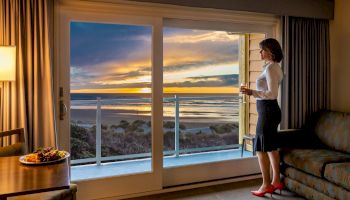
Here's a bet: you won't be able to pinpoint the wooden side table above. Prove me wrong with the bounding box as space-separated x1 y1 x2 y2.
241 135 256 157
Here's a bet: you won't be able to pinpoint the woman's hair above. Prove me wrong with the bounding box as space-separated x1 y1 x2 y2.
259 38 283 62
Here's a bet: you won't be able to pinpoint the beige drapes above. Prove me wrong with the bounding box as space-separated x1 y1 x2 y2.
0 0 56 152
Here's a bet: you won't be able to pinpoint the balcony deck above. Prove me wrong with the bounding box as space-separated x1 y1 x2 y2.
71 148 254 181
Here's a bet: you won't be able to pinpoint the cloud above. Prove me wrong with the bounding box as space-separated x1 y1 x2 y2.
70 22 152 67
72 74 239 92
164 74 239 87
71 23 240 91
164 30 239 44
163 29 239 73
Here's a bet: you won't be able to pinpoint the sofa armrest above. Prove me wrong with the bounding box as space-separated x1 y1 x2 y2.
277 129 325 149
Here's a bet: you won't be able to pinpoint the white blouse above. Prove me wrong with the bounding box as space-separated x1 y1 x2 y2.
252 62 283 100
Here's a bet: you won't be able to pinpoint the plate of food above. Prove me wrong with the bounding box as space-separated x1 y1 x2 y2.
19 147 70 165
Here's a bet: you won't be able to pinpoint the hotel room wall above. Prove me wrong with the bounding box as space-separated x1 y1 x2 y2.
330 0 350 112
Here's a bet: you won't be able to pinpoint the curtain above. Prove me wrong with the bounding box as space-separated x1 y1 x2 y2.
0 0 56 152
280 16 330 129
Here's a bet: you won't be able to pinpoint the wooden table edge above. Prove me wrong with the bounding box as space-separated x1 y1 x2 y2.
0 185 70 199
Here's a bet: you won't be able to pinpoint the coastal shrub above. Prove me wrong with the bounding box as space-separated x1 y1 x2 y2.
179 132 236 150
163 121 175 129
231 123 239 129
110 124 119 129
70 123 95 159
71 122 238 160
101 132 151 156
120 120 128 124
90 125 96 133
125 124 138 132
119 120 129 129
180 123 186 130
102 124 108 130
163 131 175 150
124 120 146 133
136 128 144 133
71 123 90 140
209 123 237 134
71 138 95 159
163 121 186 130
132 120 146 127
101 145 120 157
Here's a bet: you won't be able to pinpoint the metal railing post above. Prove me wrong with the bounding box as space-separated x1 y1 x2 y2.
96 97 102 165
174 95 180 157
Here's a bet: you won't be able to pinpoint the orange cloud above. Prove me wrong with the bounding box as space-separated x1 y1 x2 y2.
71 88 149 94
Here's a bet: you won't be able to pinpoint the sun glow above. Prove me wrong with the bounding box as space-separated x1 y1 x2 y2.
140 87 151 93
71 87 239 94
164 87 239 94
71 88 147 94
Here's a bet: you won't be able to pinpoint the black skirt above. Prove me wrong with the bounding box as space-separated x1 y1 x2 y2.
254 99 281 152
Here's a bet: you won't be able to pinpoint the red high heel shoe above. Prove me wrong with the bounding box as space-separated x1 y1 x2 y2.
272 182 284 194
251 185 275 197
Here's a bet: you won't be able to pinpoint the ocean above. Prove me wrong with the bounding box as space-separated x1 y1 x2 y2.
71 93 240 123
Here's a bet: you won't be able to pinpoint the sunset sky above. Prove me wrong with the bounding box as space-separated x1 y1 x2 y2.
70 22 240 94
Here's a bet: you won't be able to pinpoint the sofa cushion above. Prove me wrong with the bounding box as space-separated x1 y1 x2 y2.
283 149 350 177
324 162 350 191
314 111 350 153
283 167 350 200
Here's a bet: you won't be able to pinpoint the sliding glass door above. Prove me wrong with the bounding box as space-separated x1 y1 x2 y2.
55 0 279 199
70 21 154 172
162 27 241 166
55 6 163 198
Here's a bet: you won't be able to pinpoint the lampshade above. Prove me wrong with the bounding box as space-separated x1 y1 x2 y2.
0 46 16 81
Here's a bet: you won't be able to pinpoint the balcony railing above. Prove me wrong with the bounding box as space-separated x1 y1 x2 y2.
71 95 239 165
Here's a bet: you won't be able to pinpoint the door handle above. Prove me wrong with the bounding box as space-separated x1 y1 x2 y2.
59 100 68 120
59 87 67 120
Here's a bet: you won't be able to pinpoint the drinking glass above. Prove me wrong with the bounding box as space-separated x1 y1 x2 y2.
239 82 248 104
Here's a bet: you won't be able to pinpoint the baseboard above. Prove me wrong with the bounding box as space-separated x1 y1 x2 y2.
100 174 262 200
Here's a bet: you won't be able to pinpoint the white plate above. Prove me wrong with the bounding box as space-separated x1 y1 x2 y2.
19 151 70 165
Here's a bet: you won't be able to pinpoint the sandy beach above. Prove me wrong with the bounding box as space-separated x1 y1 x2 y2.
71 109 235 129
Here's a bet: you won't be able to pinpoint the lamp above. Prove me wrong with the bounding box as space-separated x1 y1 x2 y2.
0 46 16 81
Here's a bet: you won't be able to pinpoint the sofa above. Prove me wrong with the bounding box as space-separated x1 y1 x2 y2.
279 110 350 200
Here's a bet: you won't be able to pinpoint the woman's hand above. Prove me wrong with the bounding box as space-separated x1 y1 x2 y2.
240 87 253 96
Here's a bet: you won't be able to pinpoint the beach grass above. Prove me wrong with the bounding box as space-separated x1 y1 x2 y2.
71 118 239 161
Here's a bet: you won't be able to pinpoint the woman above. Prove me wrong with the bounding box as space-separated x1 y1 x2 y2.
241 38 284 197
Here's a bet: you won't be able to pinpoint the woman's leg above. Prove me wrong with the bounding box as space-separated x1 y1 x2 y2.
256 151 272 190
267 150 281 185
